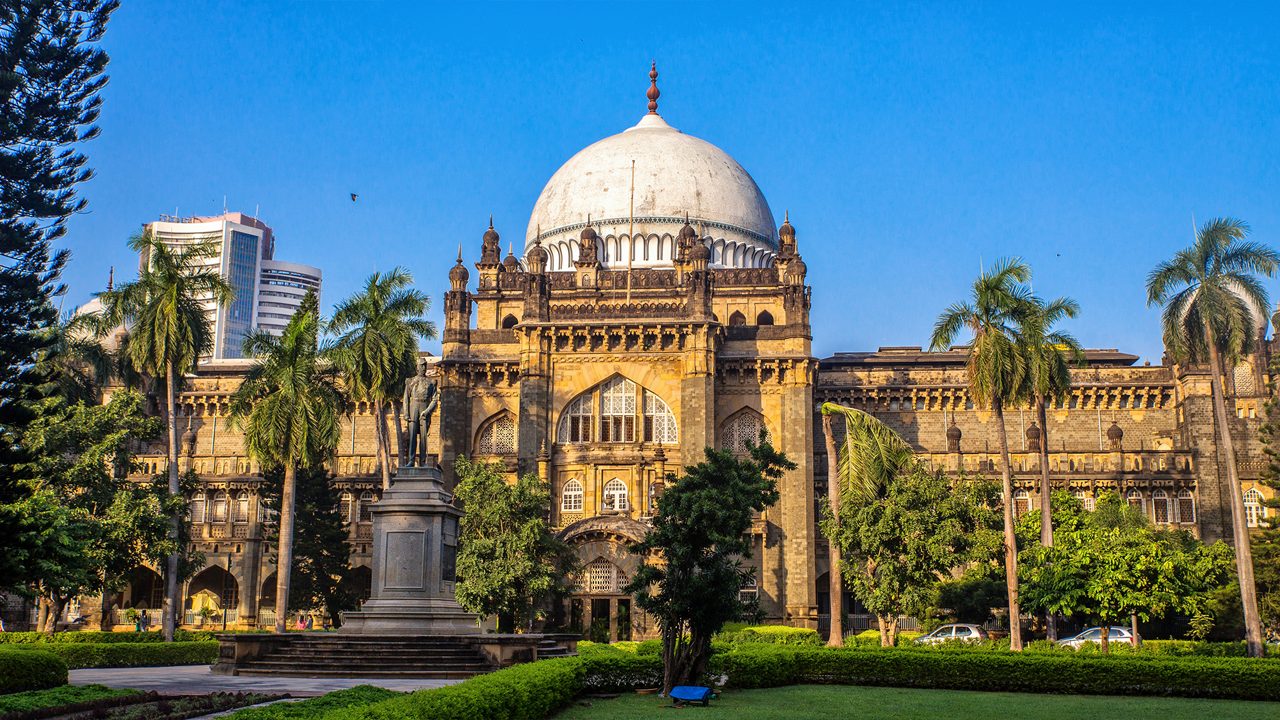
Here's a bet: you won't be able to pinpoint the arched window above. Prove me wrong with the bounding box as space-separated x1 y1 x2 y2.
1072 489 1095 512
233 491 250 523
1245 488 1267 528
643 390 678 444
211 491 228 523
1152 489 1171 524
559 393 594 443
477 414 517 455
340 492 354 524
1126 489 1145 516
1013 489 1031 518
1177 489 1196 524
722 411 769 454
585 558 621 594
603 478 628 512
359 491 374 523
190 493 206 523
600 377 636 442
561 479 583 512
756 310 774 326
728 310 746 326
501 314 518 330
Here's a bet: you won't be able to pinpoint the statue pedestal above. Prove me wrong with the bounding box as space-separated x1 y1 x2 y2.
340 465 479 635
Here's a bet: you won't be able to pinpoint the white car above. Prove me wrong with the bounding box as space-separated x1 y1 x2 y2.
1057 626 1134 649
913 624 989 645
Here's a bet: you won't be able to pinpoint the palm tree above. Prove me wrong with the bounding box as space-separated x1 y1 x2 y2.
328 268 436 488
1147 217 1278 658
930 257 1034 651
229 290 343 634
1019 296 1084 641
819 402 915 647
96 231 233 641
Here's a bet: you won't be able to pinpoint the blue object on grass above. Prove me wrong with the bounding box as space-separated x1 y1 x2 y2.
670 686 716 706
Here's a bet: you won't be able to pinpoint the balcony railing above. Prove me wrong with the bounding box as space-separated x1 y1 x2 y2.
916 450 1195 477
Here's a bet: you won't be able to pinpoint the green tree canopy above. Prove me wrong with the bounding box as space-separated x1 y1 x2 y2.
625 442 793 694
453 458 575 632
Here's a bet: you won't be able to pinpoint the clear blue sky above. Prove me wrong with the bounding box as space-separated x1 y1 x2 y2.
60 1 1280 362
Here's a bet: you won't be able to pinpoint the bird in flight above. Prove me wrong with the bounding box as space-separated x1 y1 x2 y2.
350 193 359 202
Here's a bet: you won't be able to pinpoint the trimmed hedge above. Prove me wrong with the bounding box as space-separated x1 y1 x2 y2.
717 625 823 647
226 686 399 720
8 641 218 669
0 630 231 644
709 645 1280 700
0 684 143 715
0 649 68 695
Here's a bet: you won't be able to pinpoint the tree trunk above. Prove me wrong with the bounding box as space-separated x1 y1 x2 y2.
392 400 405 467
1036 395 1057 642
375 400 391 490
1100 623 1110 654
1205 336 1264 657
993 397 1023 651
822 413 844 647
878 616 890 647
1130 613 1140 648
274 463 299 634
163 361 181 643
35 596 49 634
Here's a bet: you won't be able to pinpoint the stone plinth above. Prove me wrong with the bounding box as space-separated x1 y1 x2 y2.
340 465 479 634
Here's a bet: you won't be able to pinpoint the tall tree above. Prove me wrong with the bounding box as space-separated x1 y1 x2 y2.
229 291 342 633
97 231 232 640
625 443 793 695
930 257 1034 650
328 268 436 488
825 461 1000 647
259 465 358 627
1254 354 1280 634
819 402 916 646
453 458 575 632
1146 217 1278 657
0 0 117 594
1018 295 1084 641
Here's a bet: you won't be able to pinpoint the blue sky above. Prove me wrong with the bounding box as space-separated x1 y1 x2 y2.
60 1 1280 362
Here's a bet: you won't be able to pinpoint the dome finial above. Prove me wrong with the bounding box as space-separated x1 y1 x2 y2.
456 244 462 263
647 61 660 114
489 214 494 229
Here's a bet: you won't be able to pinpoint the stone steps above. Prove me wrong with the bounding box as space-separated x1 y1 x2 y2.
233 634 496 678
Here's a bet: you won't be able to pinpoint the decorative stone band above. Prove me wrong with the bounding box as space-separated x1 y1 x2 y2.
530 215 778 249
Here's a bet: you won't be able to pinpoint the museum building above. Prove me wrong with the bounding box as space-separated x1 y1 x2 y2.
58 69 1275 640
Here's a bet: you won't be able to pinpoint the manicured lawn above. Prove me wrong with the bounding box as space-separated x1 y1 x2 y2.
554 684 1280 719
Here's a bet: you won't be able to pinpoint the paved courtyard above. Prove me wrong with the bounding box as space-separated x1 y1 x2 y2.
70 665 461 696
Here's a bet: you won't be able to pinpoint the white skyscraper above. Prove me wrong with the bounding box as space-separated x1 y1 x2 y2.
143 212 320 361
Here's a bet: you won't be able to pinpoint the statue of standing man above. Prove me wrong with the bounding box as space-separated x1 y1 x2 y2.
402 357 438 467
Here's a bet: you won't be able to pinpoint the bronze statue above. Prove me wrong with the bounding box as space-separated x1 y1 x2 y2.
402 358 438 467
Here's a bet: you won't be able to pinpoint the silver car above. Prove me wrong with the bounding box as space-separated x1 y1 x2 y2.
1057 626 1134 649
913 624 989 645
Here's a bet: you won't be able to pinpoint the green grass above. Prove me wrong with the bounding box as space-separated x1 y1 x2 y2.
223 686 401 720
0 684 143 715
554 684 1280 719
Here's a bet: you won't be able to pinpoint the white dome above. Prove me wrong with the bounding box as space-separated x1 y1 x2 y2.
526 113 777 271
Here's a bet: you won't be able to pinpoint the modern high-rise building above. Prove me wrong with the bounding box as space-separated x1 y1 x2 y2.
143 212 320 361
255 259 323 336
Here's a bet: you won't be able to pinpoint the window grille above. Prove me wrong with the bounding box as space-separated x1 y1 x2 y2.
190 494 206 523
600 377 637 442
1234 363 1257 395
359 491 374 522
1126 489 1145 516
559 393 594 443
340 492 354 524
643 390 678 444
211 491 228 523
603 479 629 511
1176 489 1196 524
561 479 584 512
1245 488 1267 528
233 492 250 523
722 412 769 454
1152 489 1171 524
586 558 620 594
1013 489 1031 518
1072 489 1096 512
478 414 517 454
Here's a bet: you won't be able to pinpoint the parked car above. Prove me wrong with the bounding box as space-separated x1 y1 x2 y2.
913 624 989 645
1057 626 1134 649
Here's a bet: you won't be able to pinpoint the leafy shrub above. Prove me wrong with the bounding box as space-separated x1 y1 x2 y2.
717 625 823 647
0 649 68 695
0 684 144 716
225 686 398 720
0 630 249 645
709 645 1280 700
634 639 661 656
7 641 217 669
